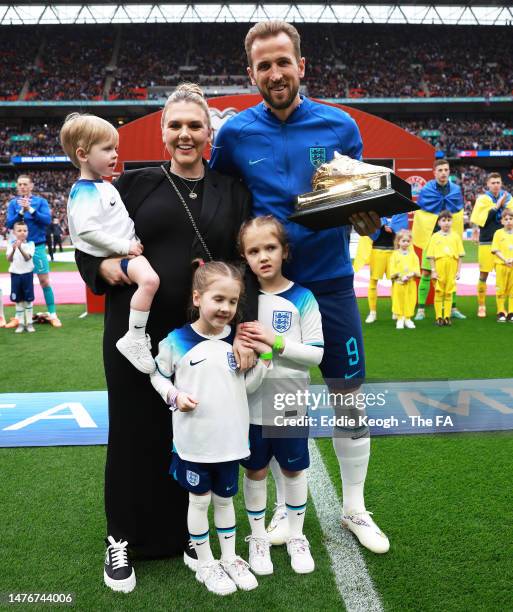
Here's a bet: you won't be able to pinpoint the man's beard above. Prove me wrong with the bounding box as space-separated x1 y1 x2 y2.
261 83 299 111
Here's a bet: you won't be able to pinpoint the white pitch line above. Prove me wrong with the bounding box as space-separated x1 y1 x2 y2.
308 439 383 612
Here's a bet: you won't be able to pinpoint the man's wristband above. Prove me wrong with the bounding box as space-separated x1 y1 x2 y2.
260 351 273 360
273 335 284 352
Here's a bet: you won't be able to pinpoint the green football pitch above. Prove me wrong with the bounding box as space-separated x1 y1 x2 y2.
1 295 512 611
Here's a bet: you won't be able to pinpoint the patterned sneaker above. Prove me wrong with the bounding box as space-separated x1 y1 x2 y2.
435 318 444 327
365 311 377 324
14 325 25 334
477 306 486 318
266 504 288 546
221 556 258 591
116 332 156 374
195 561 237 596
451 308 466 320
404 319 416 329
26 324 36 333
497 312 507 322
183 540 198 572
103 536 136 593
5 317 20 329
414 309 425 321
342 510 390 554
245 535 273 575
444 317 452 326
286 536 315 574
507 313 513 323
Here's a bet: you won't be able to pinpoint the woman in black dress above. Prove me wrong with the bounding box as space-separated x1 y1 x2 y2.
76 83 257 592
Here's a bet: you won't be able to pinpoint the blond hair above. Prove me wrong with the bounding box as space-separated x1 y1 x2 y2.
161 82 211 130
394 229 412 250
60 113 118 169
245 20 301 66
190 260 244 321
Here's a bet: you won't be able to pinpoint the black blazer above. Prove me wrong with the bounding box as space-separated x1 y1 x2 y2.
75 161 258 322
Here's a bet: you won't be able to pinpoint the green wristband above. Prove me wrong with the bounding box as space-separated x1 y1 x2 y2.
260 351 273 360
273 335 284 351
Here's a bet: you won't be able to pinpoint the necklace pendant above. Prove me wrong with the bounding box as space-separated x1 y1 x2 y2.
189 192 198 199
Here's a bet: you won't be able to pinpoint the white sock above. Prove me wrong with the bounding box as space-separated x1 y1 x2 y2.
333 436 370 513
284 471 308 538
270 457 286 510
188 492 214 565
243 474 267 537
0 288 4 318
24 301 33 326
128 308 149 339
15 303 24 325
213 493 236 562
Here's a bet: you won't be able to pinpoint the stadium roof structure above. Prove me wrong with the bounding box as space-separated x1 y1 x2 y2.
1 2 512 26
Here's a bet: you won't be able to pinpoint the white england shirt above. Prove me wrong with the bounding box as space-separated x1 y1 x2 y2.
249 282 324 425
67 179 136 257
6 240 35 274
151 324 267 463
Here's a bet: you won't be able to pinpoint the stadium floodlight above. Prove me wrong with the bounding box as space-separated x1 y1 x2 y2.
0 4 512 26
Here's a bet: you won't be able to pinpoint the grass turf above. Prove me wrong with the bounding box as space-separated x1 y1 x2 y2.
1 285 512 610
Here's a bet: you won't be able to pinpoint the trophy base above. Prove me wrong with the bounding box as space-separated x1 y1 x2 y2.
289 188 418 231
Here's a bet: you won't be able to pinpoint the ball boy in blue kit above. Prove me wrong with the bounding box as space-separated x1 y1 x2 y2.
150 261 272 597
6 221 36 333
210 20 389 554
238 216 324 575
60 113 160 374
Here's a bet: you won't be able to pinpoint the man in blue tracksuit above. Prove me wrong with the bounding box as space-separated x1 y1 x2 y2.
7 175 61 327
210 20 389 555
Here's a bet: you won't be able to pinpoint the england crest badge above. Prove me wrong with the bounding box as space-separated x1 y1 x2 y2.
227 352 238 371
272 310 292 333
186 470 200 487
309 147 326 168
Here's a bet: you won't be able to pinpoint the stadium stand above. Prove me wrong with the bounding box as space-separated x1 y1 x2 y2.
2 117 511 161
1 24 512 100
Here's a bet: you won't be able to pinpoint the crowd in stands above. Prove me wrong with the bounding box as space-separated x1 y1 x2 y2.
28 26 114 100
1 23 513 100
394 117 513 156
0 27 42 100
2 116 511 161
0 123 62 160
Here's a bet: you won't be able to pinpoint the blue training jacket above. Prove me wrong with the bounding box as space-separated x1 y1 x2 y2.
7 195 52 244
417 179 463 215
210 96 363 283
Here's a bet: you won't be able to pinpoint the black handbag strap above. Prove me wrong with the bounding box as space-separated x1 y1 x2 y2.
160 164 213 262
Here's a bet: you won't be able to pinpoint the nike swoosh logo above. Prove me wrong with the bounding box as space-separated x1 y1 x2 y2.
254 516 264 521
134 325 145 329
345 369 361 379
249 158 267 165
110 199 116 206
297 511 305 516
224 535 235 539
195 541 206 546
190 359 206 366
288 456 301 463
